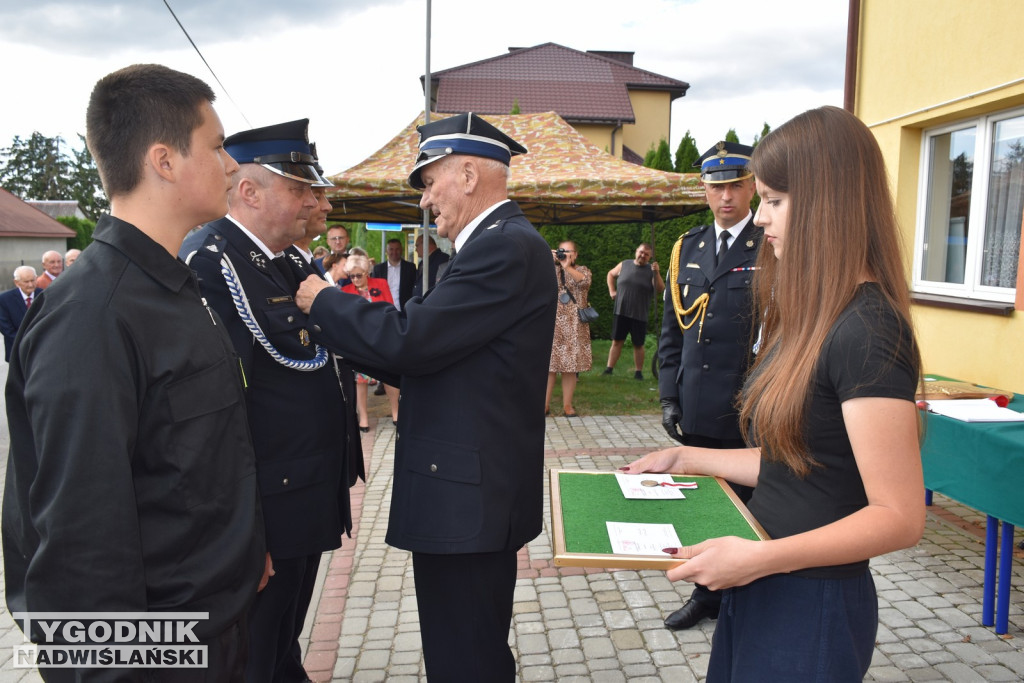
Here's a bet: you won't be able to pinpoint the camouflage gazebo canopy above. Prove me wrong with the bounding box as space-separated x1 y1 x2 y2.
326 111 706 225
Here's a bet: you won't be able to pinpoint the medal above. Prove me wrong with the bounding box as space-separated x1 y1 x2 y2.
299 329 310 346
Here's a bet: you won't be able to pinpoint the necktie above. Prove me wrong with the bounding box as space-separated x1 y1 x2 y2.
25 295 32 308
715 232 730 267
271 256 298 291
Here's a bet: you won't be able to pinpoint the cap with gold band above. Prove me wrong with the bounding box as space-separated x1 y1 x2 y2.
225 119 321 185
408 112 527 190
693 141 754 184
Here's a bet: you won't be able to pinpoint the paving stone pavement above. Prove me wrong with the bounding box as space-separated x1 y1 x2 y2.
0 352 1021 681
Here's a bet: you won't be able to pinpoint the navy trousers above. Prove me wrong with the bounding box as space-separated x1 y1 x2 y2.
412 549 518 682
708 571 878 682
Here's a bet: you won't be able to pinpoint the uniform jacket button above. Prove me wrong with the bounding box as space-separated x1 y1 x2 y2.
702 364 710 371
430 464 437 473
287 315 295 323
707 311 714 318
313 325 322 333
282 477 289 486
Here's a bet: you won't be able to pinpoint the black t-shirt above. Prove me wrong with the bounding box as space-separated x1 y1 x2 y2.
747 283 918 578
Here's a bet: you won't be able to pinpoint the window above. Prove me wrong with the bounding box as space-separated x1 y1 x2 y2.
914 108 1024 302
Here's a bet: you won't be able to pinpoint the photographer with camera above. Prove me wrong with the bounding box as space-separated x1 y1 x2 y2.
546 241 592 417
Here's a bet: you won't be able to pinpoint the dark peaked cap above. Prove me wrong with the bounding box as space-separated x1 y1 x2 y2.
408 112 527 190
694 141 754 184
225 118 320 185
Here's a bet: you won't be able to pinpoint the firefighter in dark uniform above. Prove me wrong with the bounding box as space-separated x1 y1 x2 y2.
659 141 762 631
181 120 360 683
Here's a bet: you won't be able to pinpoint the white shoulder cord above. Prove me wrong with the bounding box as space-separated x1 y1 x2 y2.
219 253 328 371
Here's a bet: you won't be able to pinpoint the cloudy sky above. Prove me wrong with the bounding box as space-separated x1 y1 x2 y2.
0 0 849 175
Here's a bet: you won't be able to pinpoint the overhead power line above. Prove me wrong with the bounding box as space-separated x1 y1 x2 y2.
161 0 251 127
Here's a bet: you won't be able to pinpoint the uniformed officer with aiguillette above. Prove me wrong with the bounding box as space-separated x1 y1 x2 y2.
658 141 763 632
181 120 358 683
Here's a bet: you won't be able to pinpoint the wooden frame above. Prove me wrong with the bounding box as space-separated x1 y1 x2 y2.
549 469 769 570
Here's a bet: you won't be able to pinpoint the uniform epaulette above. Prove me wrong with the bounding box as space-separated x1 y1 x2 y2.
684 223 711 238
183 231 224 265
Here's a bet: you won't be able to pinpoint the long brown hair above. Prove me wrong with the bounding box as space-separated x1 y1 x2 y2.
740 106 920 476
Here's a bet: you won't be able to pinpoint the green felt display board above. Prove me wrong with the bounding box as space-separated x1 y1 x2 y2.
550 470 767 569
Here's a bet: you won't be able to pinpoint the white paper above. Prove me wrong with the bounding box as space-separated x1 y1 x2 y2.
925 398 1024 422
615 473 687 499
606 521 683 556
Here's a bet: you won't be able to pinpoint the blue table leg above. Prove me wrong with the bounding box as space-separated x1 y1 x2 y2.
925 488 933 506
997 522 1014 635
983 516 997 627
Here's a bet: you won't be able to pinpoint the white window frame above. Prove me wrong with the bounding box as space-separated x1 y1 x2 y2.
913 106 1024 304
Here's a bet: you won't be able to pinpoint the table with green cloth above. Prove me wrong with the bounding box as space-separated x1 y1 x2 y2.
921 377 1024 634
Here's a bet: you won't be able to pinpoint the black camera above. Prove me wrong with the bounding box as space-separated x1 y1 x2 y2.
555 248 568 261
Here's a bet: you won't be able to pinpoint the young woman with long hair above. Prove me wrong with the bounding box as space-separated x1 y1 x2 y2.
622 106 925 681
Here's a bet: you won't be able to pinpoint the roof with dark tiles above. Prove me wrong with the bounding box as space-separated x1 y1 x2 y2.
0 188 78 238
429 43 688 123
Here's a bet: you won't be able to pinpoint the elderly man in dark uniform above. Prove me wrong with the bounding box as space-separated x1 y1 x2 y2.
659 141 763 631
181 119 355 683
295 113 556 682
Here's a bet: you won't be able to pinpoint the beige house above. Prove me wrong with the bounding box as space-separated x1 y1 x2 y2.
426 43 689 164
852 0 1024 389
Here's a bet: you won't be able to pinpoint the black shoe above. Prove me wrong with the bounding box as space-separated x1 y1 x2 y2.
374 383 386 396
633 371 643 380
602 367 613 375
663 599 718 631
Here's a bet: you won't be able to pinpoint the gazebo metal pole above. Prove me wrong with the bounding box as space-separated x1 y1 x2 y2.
420 0 432 293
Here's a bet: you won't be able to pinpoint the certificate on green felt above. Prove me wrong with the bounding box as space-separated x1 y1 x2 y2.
549 469 769 570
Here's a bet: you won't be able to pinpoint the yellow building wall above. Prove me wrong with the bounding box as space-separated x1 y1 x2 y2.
623 90 672 160
574 123 616 156
857 0 1024 391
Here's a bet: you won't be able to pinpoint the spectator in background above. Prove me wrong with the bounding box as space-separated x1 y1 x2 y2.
312 245 329 261
0 266 41 363
324 250 349 287
340 253 394 431
412 234 450 297
64 249 81 267
315 224 349 272
546 241 592 417
35 250 63 289
604 243 664 379
373 237 416 311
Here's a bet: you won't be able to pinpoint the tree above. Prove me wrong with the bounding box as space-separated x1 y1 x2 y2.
646 138 673 172
67 135 109 220
643 143 657 167
752 122 772 148
724 128 740 144
510 98 521 115
673 130 700 173
0 132 66 200
0 132 108 220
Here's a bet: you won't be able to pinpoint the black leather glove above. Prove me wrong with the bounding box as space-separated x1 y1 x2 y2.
660 398 685 444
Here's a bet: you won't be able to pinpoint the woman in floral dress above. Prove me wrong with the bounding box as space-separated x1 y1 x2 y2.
546 241 593 417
